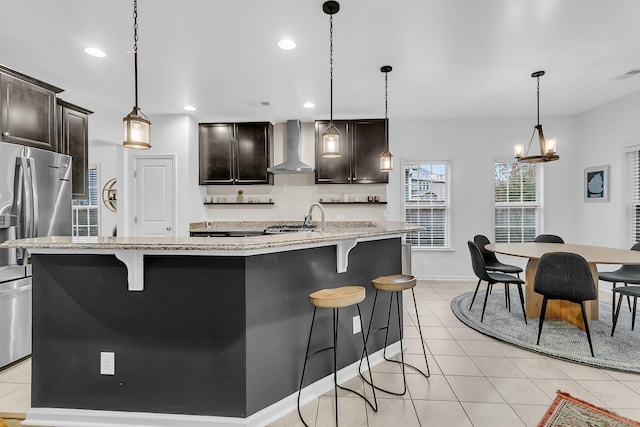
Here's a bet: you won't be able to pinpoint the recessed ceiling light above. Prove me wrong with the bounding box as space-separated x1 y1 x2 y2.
184 105 196 111
278 39 296 50
303 102 315 109
84 47 106 58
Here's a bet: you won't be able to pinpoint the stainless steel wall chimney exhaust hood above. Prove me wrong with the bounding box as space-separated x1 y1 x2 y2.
267 120 314 174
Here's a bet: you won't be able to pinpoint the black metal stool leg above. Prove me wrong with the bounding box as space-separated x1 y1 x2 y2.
361 287 430 396
298 307 317 427
333 308 339 426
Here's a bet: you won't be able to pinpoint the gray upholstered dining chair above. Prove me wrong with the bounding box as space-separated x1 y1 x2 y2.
534 252 597 357
467 241 527 324
598 242 640 319
534 234 565 243
611 285 640 336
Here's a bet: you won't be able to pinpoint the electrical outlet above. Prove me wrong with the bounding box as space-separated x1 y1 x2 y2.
336 214 345 220
353 315 361 334
100 352 115 375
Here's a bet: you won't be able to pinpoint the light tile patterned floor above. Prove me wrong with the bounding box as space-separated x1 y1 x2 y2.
1 281 639 426
268 280 640 427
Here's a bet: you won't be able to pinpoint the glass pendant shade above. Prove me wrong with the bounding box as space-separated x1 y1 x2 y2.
123 108 151 149
514 144 524 158
321 123 341 158
379 148 393 172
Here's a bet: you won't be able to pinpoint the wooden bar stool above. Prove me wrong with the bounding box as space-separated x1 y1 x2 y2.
360 274 430 396
297 286 378 426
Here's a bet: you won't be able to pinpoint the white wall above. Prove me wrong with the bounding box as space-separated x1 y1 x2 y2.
574 90 640 249
383 117 580 279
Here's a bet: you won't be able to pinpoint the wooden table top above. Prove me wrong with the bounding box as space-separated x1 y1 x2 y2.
486 242 640 265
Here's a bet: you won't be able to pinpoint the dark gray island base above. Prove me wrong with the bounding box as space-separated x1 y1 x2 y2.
30 238 402 425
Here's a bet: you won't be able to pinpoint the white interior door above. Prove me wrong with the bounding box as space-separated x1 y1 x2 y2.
134 156 175 237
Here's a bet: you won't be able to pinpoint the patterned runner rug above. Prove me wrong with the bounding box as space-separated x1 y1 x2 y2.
538 390 640 426
450 290 640 373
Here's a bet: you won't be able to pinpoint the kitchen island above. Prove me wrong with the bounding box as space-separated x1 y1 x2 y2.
1 221 417 427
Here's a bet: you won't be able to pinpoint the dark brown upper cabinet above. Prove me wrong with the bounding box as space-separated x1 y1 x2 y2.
315 119 389 184
199 122 273 185
0 65 63 151
57 99 92 200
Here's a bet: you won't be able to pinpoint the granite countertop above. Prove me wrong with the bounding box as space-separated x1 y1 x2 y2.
0 221 421 251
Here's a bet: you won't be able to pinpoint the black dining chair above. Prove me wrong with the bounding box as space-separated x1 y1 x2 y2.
474 234 523 309
598 242 640 319
534 234 565 243
534 252 597 357
533 234 564 243
611 285 640 336
474 235 523 277
467 241 527 324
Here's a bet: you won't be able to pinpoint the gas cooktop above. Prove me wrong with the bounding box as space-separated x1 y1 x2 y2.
263 225 316 234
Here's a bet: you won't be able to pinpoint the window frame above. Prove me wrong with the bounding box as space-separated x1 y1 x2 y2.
493 157 543 243
72 164 100 237
401 159 452 250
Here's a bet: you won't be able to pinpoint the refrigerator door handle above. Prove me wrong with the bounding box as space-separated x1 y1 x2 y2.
9 156 38 266
26 157 39 238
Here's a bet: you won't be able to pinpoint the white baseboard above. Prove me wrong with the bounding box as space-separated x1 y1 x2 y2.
23 342 402 427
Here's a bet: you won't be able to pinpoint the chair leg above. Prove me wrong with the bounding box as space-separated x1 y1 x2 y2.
470 279 481 310
612 282 616 320
611 292 625 337
536 297 548 345
505 283 511 311
625 283 633 313
516 283 527 324
632 296 637 331
580 302 595 358
481 283 491 323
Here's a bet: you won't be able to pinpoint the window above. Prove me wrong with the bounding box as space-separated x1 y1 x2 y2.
72 165 100 236
625 148 640 247
494 160 541 242
403 161 451 248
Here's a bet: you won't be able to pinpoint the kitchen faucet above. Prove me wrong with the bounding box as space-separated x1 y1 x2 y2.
304 202 325 231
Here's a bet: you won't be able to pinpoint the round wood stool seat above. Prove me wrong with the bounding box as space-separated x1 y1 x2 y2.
371 274 416 292
309 286 366 308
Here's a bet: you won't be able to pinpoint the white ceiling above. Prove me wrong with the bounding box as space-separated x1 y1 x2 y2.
3 0 640 124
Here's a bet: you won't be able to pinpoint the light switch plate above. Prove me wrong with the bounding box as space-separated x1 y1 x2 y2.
353 315 361 334
100 352 115 375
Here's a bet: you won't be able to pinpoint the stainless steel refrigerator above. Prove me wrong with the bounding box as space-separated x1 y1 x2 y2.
0 141 72 369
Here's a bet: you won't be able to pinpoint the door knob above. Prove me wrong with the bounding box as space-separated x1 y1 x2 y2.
166 226 172 231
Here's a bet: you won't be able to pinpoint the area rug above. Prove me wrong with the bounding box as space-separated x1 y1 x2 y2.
450 290 640 373
538 390 640 426
0 413 46 427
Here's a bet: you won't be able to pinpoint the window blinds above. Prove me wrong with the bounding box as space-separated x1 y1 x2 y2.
403 161 450 248
625 150 640 247
494 160 541 243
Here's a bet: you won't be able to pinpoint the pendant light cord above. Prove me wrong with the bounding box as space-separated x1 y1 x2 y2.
329 14 334 122
133 0 139 111
536 75 540 126
384 70 389 149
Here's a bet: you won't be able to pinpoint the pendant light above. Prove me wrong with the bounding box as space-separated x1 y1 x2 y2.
123 0 151 150
321 1 341 158
379 65 393 172
513 71 558 163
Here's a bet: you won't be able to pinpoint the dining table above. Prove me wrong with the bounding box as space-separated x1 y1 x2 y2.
485 242 640 329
